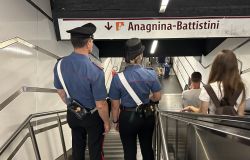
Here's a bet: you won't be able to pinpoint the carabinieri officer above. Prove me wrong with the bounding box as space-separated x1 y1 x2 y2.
109 38 161 160
54 23 110 160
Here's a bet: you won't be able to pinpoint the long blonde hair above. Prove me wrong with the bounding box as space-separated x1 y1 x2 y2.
208 50 245 103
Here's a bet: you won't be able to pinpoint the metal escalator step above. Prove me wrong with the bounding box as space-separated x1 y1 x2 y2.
103 150 125 153
83 152 142 160
103 141 122 144
104 142 140 145
56 130 144 160
85 154 124 158
103 145 141 150
168 153 175 160
104 138 120 140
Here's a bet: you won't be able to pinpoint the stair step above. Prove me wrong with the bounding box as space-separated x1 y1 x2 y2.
56 131 145 160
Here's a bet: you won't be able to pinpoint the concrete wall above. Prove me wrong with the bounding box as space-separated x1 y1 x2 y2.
0 0 72 159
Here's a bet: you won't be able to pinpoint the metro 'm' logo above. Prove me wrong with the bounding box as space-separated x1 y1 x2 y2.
116 22 124 31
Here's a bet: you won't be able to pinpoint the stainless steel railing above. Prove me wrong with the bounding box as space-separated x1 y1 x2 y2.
0 37 60 59
0 87 57 112
0 38 117 159
0 55 113 112
154 110 169 160
0 110 67 160
2 106 250 159
0 67 116 159
0 37 102 62
241 68 250 74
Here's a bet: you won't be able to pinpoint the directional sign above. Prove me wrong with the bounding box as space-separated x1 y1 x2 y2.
58 17 250 40
104 22 113 30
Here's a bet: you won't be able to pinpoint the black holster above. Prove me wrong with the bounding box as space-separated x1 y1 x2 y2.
136 104 155 118
67 99 88 120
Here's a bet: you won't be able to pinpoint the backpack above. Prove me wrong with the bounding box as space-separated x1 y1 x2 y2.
204 84 241 116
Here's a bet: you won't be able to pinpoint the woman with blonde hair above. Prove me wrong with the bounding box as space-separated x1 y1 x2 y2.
183 50 246 116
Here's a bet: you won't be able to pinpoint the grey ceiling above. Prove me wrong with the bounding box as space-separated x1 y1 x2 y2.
52 0 250 18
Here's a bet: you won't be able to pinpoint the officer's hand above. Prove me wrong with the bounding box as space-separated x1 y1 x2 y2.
74 107 81 112
103 122 111 135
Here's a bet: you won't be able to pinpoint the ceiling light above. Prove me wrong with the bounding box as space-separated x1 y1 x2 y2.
150 40 158 54
159 0 170 13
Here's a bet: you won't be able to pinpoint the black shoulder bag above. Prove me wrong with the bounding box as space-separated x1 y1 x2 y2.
204 84 241 116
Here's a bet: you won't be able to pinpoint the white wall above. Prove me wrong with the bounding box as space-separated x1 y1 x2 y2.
173 38 250 99
0 0 72 159
0 0 122 159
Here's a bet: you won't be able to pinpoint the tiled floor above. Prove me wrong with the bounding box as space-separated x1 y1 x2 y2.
158 69 183 111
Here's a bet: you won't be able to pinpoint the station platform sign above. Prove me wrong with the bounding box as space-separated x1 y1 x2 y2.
58 17 250 39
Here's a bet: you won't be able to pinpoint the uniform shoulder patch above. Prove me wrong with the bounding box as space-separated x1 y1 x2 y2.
92 62 104 70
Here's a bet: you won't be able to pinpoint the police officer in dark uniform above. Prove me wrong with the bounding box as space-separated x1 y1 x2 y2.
109 38 161 160
53 23 110 160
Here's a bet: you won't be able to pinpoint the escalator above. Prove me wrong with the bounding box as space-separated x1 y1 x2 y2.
155 111 250 160
1 59 250 159
56 129 125 160
56 129 143 160
1 104 250 160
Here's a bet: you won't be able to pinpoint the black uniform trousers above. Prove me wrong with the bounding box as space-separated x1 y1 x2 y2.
67 110 104 160
119 110 155 160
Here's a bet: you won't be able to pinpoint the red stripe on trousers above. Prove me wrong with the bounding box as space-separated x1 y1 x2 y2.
101 135 105 160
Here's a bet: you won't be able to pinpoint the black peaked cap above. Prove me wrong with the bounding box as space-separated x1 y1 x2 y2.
67 23 96 39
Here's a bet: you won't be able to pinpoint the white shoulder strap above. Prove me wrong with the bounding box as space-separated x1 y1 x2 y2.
56 59 70 98
118 72 143 106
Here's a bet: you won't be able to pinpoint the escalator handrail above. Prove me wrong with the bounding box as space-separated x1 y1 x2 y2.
160 112 250 140
163 111 250 129
165 111 250 122
158 111 170 160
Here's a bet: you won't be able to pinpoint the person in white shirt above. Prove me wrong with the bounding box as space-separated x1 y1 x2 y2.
182 72 202 108
183 50 246 116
